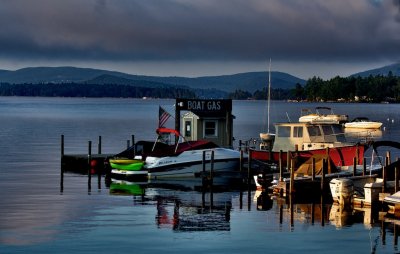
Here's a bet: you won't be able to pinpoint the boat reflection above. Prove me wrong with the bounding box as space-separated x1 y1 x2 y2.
329 203 380 228
109 178 239 232
254 190 273 211
344 128 383 140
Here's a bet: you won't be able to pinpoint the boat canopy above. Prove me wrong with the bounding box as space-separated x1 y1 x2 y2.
156 127 181 137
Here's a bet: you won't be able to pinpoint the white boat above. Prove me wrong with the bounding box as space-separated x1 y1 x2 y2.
299 107 348 124
344 117 383 129
383 191 400 212
143 128 245 179
329 176 381 206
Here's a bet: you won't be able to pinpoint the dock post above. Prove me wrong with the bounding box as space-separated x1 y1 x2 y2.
395 158 399 193
240 150 243 172
97 137 102 189
98 136 102 154
311 157 316 181
133 135 136 156
321 159 326 194
286 151 290 174
88 140 92 191
353 157 357 176
383 156 389 193
202 151 206 184
127 140 130 149
61 134 64 157
60 135 64 192
363 157 366 176
210 150 214 184
248 150 252 185
279 150 283 181
289 158 294 194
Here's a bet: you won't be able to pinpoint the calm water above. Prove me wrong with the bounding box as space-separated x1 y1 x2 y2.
1 97 400 253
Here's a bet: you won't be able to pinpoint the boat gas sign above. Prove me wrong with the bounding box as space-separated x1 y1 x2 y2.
176 99 232 112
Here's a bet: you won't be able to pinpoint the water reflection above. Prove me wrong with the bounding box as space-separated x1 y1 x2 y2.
109 179 235 232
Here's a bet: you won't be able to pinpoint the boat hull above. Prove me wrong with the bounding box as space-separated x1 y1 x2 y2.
110 168 148 181
250 144 366 168
344 122 382 129
145 148 245 179
110 161 144 171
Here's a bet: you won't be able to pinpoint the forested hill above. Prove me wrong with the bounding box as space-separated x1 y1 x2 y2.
0 67 305 93
351 63 400 77
0 63 399 100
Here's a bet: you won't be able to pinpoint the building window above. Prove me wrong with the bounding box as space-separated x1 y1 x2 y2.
184 121 191 137
204 120 217 137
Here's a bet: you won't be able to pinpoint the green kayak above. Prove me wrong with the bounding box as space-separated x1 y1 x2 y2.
110 159 144 171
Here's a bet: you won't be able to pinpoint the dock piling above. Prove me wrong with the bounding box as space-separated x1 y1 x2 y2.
289 158 294 194
311 157 316 181
98 136 102 154
60 134 64 192
395 158 399 193
279 150 283 181
210 150 214 183
321 159 326 193
88 140 92 190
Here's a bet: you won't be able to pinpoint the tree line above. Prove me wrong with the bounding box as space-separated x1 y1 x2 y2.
229 72 400 102
1 73 399 101
0 83 196 98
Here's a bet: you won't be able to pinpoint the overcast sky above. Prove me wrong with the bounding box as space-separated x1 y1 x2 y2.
0 0 399 79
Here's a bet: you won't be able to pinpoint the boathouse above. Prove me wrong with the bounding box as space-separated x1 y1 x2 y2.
175 98 234 148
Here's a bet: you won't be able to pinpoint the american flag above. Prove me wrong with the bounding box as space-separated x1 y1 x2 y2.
159 106 171 127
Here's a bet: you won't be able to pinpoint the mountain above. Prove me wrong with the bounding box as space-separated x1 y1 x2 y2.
127 71 305 93
1 63 399 95
351 63 400 77
0 66 305 93
0 67 128 84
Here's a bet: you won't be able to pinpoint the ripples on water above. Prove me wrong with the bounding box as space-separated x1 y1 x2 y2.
1 97 400 253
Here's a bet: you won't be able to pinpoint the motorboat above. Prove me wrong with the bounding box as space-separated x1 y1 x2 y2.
251 121 367 168
383 191 400 212
142 128 245 179
344 117 383 129
299 107 348 124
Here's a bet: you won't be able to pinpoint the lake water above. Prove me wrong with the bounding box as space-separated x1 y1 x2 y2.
1 97 400 253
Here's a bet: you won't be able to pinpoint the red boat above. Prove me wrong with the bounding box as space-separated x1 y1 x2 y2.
250 122 367 168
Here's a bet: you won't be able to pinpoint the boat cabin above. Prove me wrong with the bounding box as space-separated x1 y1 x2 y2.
272 122 349 152
175 99 234 148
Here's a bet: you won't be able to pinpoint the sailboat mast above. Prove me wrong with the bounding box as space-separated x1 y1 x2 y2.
267 59 271 133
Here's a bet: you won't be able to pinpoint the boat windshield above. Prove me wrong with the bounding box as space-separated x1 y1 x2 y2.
307 124 346 143
332 125 346 142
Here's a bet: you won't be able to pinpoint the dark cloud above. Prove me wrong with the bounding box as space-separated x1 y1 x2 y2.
0 0 399 72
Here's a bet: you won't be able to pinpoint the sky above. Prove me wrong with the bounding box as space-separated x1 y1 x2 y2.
0 0 399 80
